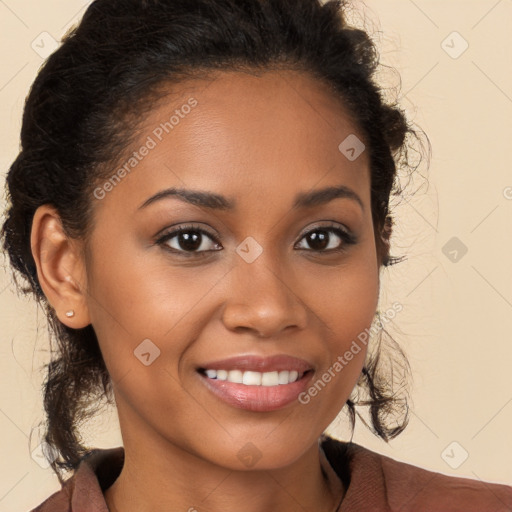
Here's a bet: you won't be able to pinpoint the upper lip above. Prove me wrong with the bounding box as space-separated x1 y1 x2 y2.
198 354 314 373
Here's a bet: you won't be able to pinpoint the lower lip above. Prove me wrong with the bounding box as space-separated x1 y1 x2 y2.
198 371 314 412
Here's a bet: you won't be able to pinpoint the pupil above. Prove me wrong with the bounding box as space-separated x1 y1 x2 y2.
308 230 328 250
179 232 201 251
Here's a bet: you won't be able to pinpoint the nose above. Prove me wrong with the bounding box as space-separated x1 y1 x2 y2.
221 253 308 338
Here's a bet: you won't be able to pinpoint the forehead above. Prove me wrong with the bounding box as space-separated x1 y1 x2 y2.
96 69 370 214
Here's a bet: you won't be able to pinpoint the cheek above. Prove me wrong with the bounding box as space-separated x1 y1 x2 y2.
327 274 379 353
298 290 374 424
303 255 379 404
84 238 228 382
308 253 380 344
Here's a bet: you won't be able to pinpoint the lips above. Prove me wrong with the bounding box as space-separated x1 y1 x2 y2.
197 354 314 412
197 354 313 374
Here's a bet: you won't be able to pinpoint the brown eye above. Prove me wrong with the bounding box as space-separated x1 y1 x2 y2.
157 226 221 255
295 226 357 253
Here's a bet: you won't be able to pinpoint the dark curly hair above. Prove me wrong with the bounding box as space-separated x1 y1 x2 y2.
1 0 429 484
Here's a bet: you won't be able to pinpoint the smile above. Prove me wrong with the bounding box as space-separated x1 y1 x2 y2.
201 369 304 386
196 354 315 412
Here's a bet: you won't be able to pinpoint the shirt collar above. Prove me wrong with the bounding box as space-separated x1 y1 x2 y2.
68 437 388 511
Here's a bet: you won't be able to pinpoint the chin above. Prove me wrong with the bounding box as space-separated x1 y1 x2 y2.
192 430 318 472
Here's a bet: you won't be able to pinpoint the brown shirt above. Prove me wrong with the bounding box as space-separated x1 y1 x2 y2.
30 436 512 512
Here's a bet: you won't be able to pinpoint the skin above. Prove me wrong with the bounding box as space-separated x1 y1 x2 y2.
31 69 387 512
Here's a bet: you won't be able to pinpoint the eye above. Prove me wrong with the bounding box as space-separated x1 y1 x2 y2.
156 225 221 255
295 224 357 253
155 222 357 257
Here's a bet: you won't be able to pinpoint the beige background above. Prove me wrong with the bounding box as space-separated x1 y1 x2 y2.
1 0 511 509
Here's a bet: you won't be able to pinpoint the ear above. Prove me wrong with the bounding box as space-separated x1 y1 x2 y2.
30 204 91 328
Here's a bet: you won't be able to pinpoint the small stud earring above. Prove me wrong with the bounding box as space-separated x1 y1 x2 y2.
65 310 75 318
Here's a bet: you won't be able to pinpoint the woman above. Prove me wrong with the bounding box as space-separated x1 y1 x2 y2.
1 0 511 510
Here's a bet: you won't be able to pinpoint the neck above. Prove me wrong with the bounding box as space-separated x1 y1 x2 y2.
104 434 344 512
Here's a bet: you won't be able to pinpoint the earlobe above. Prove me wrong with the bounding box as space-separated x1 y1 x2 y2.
30 205 91 328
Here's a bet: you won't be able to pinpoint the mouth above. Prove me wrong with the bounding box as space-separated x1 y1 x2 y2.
198 368 309 386
196 354 314 412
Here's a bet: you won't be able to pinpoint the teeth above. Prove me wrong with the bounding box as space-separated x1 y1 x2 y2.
203 369 302 386
216 370 228 381
243 371 261 385
262 371 279 386
228 370 243 383
205 369 218 379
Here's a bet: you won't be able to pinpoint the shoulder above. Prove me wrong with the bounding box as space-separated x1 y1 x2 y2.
321 435 512 512
377 447 512 511
29 478 73 512
29 447 124 512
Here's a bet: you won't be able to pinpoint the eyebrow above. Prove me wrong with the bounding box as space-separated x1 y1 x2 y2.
138 184 364 213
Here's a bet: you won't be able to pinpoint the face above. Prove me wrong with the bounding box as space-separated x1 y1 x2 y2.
82 70 380 470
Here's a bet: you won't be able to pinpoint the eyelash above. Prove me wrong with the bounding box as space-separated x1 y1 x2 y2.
155 223 358 258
